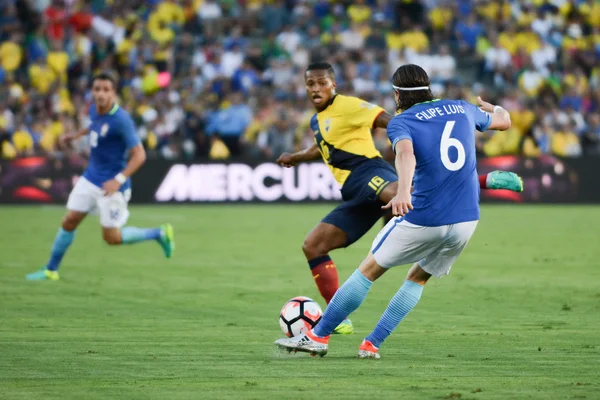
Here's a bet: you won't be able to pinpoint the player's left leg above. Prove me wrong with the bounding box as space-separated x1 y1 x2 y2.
480 171 523 192
381 171 523 195
98 191 175 258
360 263 430 359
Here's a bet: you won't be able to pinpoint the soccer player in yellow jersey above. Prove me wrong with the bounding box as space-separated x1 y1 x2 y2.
277 62 522 334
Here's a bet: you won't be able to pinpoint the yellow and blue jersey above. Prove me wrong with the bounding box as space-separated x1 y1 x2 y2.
313 94 398 246
82 104 141 192
310 94 386 186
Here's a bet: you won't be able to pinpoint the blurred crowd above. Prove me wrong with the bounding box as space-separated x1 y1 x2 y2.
0 0 599 161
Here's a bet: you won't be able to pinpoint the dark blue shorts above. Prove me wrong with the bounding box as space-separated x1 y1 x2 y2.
322 158 397 246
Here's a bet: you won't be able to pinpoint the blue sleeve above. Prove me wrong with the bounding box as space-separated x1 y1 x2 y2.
88 104 96 120
242 106 252 126
465 102 492 132
120 114 141 149
206 112 219 135
387 117 412 152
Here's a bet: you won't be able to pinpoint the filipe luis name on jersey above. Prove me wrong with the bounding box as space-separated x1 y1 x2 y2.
415 104 466 121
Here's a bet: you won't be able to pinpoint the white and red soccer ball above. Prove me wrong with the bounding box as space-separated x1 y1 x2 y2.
279 296 323 337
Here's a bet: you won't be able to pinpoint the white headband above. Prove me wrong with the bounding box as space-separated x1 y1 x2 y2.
392 85 430 91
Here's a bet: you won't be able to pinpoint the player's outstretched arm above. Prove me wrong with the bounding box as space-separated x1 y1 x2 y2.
103 144 147 195
477 97 511 131
276 143 321 168
59 126 88 147
382 139 415 217
373 112 393 130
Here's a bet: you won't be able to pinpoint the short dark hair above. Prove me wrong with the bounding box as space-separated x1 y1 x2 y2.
92 71 118 89
392 64 435 112
306 61 335 79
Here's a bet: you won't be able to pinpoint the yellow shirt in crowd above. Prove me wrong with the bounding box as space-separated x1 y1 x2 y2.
429 7 453 31
47 51 69 82
29 64 57 94
147 1 185 44
347 4 371 24
0 41 22 72
386 30 429 52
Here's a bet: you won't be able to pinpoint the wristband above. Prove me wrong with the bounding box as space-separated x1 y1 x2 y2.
493 105 504 113
115 173 126 184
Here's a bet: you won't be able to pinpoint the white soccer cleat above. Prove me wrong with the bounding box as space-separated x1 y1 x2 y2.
274 330 329 357
358 339 380 359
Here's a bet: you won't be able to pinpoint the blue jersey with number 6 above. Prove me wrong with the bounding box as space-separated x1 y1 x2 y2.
82 104 141 192
387 99 491 227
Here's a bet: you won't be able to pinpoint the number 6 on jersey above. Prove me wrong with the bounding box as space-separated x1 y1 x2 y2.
440 121 465 171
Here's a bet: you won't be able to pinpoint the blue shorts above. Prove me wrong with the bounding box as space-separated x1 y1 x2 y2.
322 158 397 246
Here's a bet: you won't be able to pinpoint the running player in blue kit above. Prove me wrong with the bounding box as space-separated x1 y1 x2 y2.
275 64 512 358
26 72 175 281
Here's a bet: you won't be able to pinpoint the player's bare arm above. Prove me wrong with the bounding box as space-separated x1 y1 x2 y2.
59 126 88 147
103 144 146 195
276 143 321 168
373 112 393 130
382 139 415 217
373 112 394 164
477 96 511 131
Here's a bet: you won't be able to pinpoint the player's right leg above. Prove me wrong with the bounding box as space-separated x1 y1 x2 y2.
360 263 431 359
97 191 175 258
481 171 523 192
26 178 96 281
275 253 388 355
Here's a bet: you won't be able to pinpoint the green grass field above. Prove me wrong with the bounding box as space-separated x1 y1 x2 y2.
1 205 599 400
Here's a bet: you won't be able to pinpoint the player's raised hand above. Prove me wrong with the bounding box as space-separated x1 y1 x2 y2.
58 133 77 148
382 192 413 217
477 96 495 113
102 179 121 196
276 153 296 168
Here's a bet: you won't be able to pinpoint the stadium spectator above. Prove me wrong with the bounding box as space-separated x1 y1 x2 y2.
583 113 600 154
455 13 484 53
205 91 252 156
257 107 296 159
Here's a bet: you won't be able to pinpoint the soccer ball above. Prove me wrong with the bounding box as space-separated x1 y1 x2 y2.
279 296 323 337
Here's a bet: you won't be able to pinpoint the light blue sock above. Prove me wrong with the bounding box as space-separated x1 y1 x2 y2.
120 226 162 244
313 269 372 337
46 228 76 271
365 280 423 348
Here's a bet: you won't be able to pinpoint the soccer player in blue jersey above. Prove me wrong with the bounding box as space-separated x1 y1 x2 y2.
26 72 175 281
275 64 512 358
